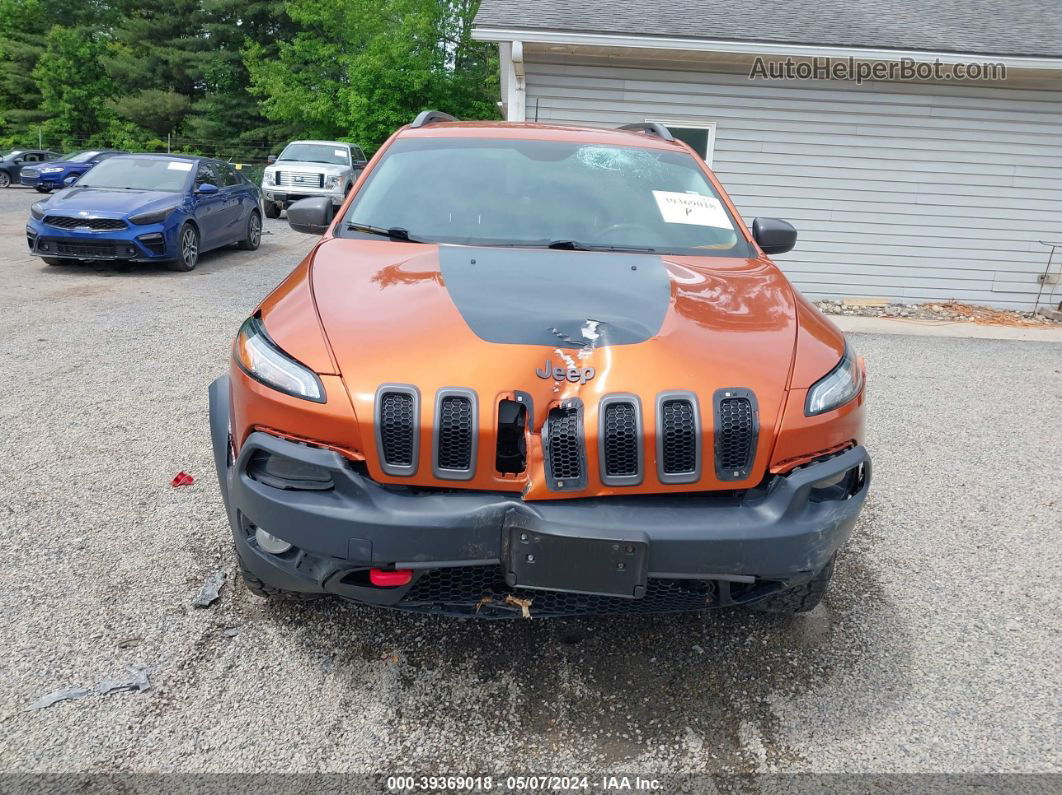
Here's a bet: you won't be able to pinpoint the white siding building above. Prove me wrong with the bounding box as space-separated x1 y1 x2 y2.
473 1 1062 310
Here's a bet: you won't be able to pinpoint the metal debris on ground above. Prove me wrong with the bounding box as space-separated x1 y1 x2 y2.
170 471 195 487
504 594 533 619
97 663 151 695
815 299 1060 327
222 627 240 637
25 687 91 712
192 570 226 608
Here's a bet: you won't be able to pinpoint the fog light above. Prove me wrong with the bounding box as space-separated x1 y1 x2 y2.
812 470 847 489
255 527 293 554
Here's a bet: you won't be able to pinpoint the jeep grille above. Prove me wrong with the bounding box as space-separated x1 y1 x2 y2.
658 394 700 483
433 391 476 479
600 397 642 485
377 388 417 475
714 390 758 481
544 405 585 490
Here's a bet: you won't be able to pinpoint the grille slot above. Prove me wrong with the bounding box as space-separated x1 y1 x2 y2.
599 396 642 486
401 566 758 617
657 393 700 484
433 389 476 479
376 386 419 476
44 215 127 231
544 404 585 490
275 170 324 188
52 240 129 258
714 389 759 481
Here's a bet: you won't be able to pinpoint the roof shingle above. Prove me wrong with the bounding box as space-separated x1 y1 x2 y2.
474 0 1062 58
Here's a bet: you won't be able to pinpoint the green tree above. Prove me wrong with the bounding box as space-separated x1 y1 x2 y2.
184 0 302 160
104 0 207 137
0 0 112 143
32 25 115 146
246 0 498 152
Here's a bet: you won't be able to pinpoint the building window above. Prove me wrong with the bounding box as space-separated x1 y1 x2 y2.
646 120 717 165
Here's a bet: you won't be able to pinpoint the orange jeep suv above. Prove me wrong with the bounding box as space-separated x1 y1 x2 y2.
209 112 869 618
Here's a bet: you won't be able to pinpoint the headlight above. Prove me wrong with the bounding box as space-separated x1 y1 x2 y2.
263 169 276 185
29 202 46 220
234 316 324 402
324 174 340 190
805 345 863 416
129 205 178 225
40 167 63 173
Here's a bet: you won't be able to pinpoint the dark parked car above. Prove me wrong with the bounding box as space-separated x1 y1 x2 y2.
26 154 264 271
0 150 62 188
20 150 125 192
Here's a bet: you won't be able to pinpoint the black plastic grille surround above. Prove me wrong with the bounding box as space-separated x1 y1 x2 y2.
661 398 697 474
545 406 583 486
402 566 735 617
44 215 126 230
436 395 473 471
379 392 416 467
53 240 128 258
717 397 755 472
603 401 638 477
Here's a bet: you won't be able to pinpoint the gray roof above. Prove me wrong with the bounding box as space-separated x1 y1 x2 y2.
474 0 1062 58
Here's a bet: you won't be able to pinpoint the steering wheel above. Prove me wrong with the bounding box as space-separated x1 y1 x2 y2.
592 222 658 243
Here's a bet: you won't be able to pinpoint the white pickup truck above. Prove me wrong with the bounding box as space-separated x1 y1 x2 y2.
261 140 368 218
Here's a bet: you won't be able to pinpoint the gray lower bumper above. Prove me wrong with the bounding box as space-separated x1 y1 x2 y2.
209 376 870 602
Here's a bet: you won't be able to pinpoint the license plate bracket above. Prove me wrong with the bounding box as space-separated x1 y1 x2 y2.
505 527 649 599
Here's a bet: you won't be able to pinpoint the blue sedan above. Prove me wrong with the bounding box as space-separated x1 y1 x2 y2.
26 154 264 271
19 150 125 192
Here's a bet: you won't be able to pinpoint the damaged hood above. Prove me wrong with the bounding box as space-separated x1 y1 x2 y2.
310 241 799 494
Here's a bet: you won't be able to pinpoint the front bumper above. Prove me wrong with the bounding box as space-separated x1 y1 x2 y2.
26 219 175 262
262 186 345 207
21 174 62 189
210 377 871 617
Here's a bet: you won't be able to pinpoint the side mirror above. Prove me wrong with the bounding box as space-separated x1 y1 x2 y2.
63 175 79 186
196 182 219 195
267 155 277 164
752 217 797 255
287 197 333 235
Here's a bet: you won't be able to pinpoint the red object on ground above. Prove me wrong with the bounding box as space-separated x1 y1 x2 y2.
369 568 413 587
171 471 195 487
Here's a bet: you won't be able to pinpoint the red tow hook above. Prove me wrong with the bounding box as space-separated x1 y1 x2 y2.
369 568 413 587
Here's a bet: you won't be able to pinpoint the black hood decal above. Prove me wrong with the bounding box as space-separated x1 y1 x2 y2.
437 246 670 348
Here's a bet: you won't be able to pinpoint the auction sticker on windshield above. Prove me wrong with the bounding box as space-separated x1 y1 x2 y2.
652 190 733 229
168 162 193 171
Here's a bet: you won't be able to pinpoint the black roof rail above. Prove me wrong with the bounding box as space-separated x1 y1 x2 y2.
410 110 459 128
617 122 675 142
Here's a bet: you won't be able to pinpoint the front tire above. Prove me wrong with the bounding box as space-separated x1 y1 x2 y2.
35 186 50 194
0 172 10 188
263 201 280 219
747 555 836 614
236 548 322 602
237 210 262 251
167 223 200 272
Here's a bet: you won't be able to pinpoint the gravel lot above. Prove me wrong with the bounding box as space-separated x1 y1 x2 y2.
0 185 1059 778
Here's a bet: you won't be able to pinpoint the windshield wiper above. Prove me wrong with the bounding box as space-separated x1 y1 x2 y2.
346 223 425 243
547 240 657 253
